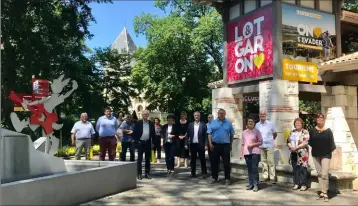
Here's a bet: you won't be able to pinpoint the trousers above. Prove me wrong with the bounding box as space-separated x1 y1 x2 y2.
245 154 260 186
99 136 117 161
164 142 176 170
137 140 151 175
75 138 91 160
190 143 207 175
211 143 231 180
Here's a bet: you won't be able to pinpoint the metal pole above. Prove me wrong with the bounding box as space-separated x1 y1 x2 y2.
60 129 62 149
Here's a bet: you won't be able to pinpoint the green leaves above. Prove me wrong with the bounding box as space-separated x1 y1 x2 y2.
1 0 111 139
343 0 358 12
92 47 136 113
130 0 222 116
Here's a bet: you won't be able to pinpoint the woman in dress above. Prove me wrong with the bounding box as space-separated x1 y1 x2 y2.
309 113 336 202
153 118 162 163
175 111 189 168
287 118 310 191
240 117 263 192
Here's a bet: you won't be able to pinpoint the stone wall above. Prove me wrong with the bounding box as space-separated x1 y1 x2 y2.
259 80 299 165
321 86 358 190
212 88 243 159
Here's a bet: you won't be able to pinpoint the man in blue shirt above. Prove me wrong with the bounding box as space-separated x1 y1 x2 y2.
207 108 235 185
120 115 135 161
96 107 118 161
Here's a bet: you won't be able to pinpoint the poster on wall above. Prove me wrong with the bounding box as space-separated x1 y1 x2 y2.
226 7 273 84
282 4 336 62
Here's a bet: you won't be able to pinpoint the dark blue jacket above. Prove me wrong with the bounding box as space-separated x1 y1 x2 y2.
185 122 207 149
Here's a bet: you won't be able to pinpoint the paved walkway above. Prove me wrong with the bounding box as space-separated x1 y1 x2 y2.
81 166 358 205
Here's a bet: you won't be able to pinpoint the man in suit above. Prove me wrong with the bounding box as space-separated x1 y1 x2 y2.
133 110 155 180
186 111 208 178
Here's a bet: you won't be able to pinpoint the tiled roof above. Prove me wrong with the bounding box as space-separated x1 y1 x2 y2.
320 52 358 67
208 79 224 88
111 27 137 54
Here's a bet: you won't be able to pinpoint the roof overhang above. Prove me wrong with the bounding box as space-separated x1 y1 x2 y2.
341 10 358 25
193 0 225 6
319 52 358 72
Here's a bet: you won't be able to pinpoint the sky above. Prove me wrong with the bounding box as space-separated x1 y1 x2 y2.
86 1 166 50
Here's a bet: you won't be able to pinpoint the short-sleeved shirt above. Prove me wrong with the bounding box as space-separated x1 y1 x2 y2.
96 115 118 137
120 121 135 142
207 118 235 144
71 121 95 139
242 128 263 155
255 120 277 148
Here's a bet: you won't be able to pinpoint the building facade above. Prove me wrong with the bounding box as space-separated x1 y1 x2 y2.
195 0 358 190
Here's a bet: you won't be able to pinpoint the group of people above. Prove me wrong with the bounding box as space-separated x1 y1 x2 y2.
70 107 336 202
240 111 335 201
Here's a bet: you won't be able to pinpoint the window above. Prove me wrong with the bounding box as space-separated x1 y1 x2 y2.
244 0 256 13
261 0 272 6
319 0 333 13
229 4 241 20
282 0 296 5
300 0 315 9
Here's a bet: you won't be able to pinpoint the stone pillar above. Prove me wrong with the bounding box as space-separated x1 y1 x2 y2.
259 80 299 165
212 87 243 159
321 85 358 189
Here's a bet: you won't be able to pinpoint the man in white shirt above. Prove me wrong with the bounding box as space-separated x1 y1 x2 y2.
71 113 96 160
186 112 208 178
255 111 277 183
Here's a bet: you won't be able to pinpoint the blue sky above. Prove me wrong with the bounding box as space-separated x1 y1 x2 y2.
86 1 166 50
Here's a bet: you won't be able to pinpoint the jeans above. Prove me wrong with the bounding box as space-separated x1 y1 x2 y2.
99 136 117 161
121 141 135 161
153 136 162 159
164 142 176 170
211 143 231 180
290 152 308 186
137 140 151 175
244 154 260 186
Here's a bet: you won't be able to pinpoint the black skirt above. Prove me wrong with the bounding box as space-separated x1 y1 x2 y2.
175 138 189 158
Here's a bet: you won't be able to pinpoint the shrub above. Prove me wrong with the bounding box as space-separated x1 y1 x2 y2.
92 144 100 155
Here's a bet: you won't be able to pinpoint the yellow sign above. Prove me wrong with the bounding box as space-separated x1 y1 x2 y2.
282 59 318 83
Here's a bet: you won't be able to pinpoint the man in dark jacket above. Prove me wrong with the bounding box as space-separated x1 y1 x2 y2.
186 111 208 178
133 110 155 180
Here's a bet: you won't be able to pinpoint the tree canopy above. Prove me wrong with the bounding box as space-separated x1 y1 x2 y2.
131 0 222 116
1 0 118 141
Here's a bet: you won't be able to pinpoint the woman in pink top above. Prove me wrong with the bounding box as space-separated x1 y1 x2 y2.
240 117 263 192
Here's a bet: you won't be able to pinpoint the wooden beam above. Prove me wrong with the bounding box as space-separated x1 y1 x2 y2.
341 73 358 85
299 84 329 93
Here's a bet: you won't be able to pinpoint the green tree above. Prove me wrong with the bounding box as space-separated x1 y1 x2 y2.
92 47 136 113
131 0 221 116
1 0 110 139
343 0 358 12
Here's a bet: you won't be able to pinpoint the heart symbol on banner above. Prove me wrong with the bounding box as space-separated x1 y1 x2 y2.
254 53 265 69
313 27 322 38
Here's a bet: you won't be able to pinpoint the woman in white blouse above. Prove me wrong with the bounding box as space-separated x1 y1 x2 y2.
161 115 177 174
